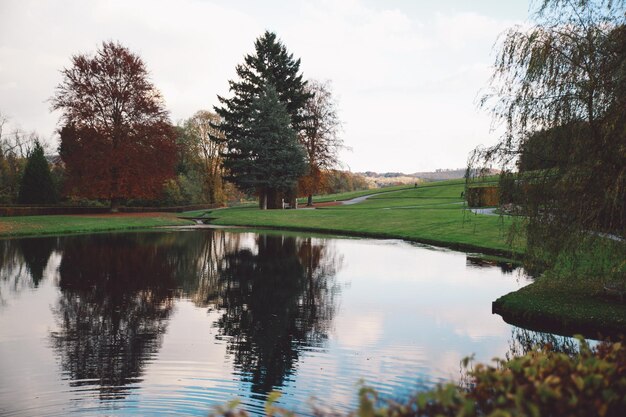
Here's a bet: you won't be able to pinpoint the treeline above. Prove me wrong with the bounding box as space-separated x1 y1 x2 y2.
319 170 369 194
1 32 355 210
0 111 239 207
0 113 366 207
0 121 63 205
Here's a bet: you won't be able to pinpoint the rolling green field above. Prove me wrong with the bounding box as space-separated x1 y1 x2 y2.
185 179 523 256
296 184 414 204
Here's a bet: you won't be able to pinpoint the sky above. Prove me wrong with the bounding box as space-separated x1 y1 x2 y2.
0 0 532 173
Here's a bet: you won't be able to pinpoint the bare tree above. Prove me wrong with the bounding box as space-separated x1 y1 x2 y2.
0 112 7 144
0 113 37 159
0 113 40 202
299 80 343 206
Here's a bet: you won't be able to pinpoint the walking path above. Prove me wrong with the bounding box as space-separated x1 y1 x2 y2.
339 189 404 205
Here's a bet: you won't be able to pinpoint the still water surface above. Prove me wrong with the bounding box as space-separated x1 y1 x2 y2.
0 229 551 415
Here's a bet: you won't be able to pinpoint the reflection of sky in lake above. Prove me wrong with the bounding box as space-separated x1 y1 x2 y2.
0 230 543 416
271 239 530 414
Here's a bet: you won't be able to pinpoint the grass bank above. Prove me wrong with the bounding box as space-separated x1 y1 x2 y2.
185 179 523 257
0 213 192 238
493 277 626 339
494 237 626 338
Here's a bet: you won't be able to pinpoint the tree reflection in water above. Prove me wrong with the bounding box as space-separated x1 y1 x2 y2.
0 237 58 306
3 230 341 401
50 233 178 400
466 255 519 274
208 234 342 394
506 327 580 360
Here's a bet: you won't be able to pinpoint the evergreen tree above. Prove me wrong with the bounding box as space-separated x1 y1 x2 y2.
18 141 56 204
215 31 310 133
214 31 311 208
224 85 306 209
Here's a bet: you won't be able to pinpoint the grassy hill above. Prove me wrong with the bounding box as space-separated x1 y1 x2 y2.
185 178 523 256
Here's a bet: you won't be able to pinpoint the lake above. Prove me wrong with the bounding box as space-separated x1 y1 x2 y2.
0 229 561 416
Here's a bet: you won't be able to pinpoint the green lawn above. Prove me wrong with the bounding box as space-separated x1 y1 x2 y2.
0 213 192 237
494 277 626 338
184 179 524 256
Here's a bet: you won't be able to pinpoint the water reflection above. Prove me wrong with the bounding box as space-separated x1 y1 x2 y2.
506 327 580 360
0 230 541 416
209 235 341 394
39 232 341 400
466 255 519 274
50 234 178 400
0 237 58 310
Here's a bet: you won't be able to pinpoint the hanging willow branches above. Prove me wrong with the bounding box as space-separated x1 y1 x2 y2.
471 0 626 264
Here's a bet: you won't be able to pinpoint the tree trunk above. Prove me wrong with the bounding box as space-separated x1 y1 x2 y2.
258 188 264 209
110 163 120 212
110 197 121 212
267 188 276 209
259 188 268 210
264 188 284 209
307 194 313 206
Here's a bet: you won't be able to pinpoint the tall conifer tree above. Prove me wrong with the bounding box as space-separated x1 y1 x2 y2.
224 85 306 209
214 31 310 208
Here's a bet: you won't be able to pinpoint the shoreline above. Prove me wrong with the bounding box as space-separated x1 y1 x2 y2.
492 280 626 339
189 221 520 258
1 179 623 338
0 218 518 259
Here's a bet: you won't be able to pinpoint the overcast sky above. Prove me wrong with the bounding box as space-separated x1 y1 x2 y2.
0 0 531 173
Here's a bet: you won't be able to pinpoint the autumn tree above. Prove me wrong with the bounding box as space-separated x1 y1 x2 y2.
52 41 176 209
298 80 343 206
214 31 311 208
18 141 56 204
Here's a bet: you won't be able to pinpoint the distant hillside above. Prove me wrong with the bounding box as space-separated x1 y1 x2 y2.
411 168 468 181
358 168 500 186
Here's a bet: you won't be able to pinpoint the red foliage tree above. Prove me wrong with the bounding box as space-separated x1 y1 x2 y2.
52 41 176 207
